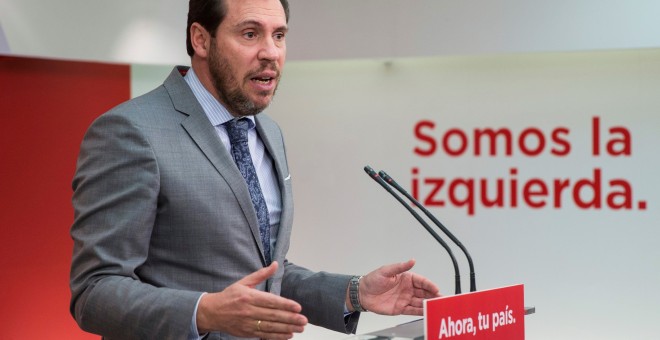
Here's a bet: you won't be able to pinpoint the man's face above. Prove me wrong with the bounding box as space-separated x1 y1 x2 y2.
208 0 287 117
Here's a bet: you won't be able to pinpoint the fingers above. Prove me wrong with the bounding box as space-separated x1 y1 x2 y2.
376 259 416 277
412 274 441 297
248 300 307 339
197 288 307 336
254 304 307 325
233 294 306 338
254 317 307 339
238 261 279 288
196 263 307 335
239 262 302 313
249 289 304 314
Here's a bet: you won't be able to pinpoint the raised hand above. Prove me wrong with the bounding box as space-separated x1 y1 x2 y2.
357 259 441 316
196 261 308 339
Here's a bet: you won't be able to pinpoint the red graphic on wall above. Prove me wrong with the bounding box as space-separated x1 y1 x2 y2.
0 56 130 339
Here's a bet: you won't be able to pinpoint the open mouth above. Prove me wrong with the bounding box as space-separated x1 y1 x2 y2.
252 77 273 84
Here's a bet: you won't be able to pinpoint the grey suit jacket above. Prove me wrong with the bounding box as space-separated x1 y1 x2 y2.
70 67 359 339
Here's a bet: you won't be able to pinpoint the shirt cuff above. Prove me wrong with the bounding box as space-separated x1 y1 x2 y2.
189 292 208 340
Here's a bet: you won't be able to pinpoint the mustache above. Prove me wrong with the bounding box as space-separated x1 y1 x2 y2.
247 62 281 79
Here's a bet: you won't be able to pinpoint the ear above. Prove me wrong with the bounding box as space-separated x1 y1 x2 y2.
190 23 212 58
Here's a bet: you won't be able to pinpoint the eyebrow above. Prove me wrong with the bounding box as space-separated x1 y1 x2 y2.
235 19 288 33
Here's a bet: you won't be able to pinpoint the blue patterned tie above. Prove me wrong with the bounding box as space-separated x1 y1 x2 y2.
225 118 272 265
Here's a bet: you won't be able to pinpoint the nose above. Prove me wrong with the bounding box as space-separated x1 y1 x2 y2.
257 36 283 62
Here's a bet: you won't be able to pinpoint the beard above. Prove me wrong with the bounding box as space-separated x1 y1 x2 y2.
208 40 280 117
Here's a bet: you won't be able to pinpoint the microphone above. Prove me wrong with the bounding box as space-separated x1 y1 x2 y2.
364 165 462 294
379 170 477 292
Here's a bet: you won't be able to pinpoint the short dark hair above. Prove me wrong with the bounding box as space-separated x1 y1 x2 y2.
186 0 290 57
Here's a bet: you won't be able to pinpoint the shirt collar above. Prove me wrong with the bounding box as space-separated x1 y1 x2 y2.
183 67 256 127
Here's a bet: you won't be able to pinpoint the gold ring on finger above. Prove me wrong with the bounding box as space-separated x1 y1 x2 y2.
257 320 262 332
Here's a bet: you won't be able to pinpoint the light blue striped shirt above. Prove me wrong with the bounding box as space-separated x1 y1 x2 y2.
183 67 282 339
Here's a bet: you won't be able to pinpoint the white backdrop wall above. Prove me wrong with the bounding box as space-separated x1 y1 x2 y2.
2 0 660 63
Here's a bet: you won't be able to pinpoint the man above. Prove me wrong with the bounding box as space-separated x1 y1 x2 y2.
69 0 440 339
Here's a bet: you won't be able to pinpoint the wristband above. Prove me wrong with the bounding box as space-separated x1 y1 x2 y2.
349 275 367 312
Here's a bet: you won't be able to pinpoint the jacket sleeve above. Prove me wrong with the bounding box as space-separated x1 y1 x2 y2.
281 261 361 334
69 110 202 339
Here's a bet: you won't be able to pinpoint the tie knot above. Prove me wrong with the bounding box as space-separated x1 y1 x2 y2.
225 118 253 144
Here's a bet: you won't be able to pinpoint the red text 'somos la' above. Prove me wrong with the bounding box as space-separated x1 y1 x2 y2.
413 117 630 158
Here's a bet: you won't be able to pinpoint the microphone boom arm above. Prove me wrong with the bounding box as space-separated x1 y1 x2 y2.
379 170 477 292
364 165 462 294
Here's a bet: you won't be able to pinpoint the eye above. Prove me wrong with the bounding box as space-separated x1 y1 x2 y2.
243 31 257 39
274 32 286 41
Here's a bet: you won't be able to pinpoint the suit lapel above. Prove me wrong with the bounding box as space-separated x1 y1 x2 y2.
255 114 293 262
164 67 267 264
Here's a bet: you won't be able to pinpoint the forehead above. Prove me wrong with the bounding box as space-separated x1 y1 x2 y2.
223 0 287 28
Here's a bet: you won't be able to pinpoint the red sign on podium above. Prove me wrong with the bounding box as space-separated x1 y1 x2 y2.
424 284 525 340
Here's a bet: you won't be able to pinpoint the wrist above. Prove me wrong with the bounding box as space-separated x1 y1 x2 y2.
347 275 367 312
196 293 212 333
